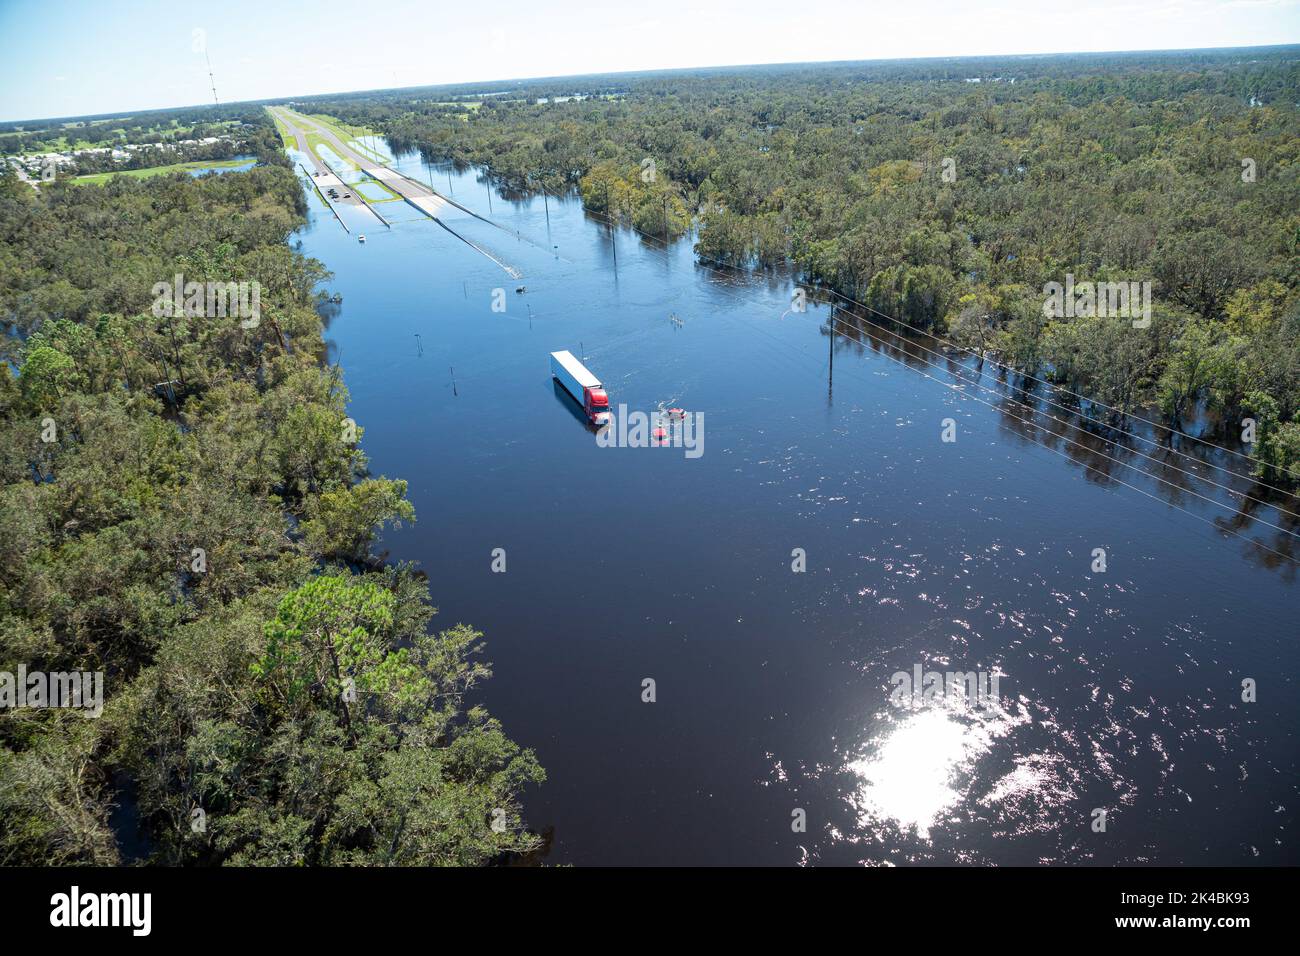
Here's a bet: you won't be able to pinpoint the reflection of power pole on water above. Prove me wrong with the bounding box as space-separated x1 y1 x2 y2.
828 309 836 402
602 182 617 268
537 177 554 256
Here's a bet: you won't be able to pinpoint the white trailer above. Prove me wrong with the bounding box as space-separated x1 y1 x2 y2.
550 350 611 426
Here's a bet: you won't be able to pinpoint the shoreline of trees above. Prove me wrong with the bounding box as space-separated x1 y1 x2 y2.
0 118 544 865
304 50 1300 486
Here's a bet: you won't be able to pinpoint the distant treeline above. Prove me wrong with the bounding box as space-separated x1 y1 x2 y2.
0 113 543 864
299 48 1300 484
0 103 271 154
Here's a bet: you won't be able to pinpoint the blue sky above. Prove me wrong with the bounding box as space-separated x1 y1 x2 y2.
1 0 1298 122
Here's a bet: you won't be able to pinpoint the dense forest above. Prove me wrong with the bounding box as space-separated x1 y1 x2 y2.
1 46 1297 867
0 120 543 864
303 49 1300 485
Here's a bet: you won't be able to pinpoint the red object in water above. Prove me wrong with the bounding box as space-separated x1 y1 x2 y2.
652 427 669 443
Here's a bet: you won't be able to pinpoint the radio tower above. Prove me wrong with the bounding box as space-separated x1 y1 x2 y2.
205 49 219 105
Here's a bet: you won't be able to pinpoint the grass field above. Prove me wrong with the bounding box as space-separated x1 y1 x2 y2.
270 111 295 149
304 112 377 140
353 178 401 202
304 131 355 172
72 157 253 185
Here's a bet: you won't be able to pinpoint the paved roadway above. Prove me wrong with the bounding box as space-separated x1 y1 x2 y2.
270 106 522 276
272 106 448 215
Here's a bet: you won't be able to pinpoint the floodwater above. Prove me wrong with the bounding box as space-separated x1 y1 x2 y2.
286 144 1299 866
188 156 255 177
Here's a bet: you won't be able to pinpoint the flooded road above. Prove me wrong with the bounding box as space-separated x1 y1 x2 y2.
288 143 1298 866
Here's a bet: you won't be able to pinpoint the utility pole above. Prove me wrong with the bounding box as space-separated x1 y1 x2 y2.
205 50 219 105
663 195 669 246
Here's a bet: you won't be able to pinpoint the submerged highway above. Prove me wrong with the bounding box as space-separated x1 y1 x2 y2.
269 106 523 277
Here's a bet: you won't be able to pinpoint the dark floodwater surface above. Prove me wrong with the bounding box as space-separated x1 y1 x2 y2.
288 145 1298 866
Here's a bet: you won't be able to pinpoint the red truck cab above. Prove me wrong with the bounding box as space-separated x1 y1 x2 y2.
585 386 611 426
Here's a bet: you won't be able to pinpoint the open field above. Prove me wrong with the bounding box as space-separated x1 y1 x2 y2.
71 157 253 184
270 111 294 149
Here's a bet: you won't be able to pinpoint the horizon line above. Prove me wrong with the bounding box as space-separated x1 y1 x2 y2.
4 40 1298 128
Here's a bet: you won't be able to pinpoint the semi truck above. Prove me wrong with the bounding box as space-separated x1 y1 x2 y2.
550 350 611 426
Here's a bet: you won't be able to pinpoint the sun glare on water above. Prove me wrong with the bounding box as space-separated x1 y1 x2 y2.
848 695 1031 840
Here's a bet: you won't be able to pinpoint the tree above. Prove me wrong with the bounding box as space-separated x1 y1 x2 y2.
254 575 416 728
1156 316 1235 430
1245 391 1300 484
0 147 543 866
302 478 416 563
17 346 76 407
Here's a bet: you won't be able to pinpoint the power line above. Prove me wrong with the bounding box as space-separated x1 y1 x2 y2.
542 194 1299 564
824 310 1300 544
573 183 1299 494
411 169 1298 558
827 308 1300 529
526 176 1299 489
823 279 1300 485
830 315 1300 567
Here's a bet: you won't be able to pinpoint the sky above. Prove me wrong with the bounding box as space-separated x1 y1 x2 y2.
1 0 1298 122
